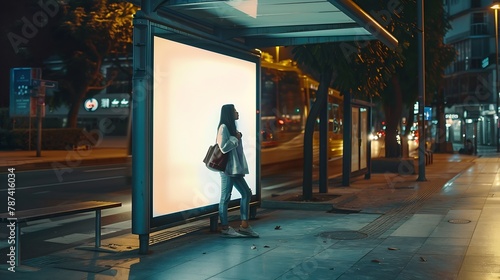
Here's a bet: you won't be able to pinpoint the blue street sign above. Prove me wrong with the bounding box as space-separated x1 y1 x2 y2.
9 68 41 117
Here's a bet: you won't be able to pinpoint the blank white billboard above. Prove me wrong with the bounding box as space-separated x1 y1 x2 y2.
152 36 258 218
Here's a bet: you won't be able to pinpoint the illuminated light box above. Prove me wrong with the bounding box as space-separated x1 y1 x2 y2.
152 35 259 220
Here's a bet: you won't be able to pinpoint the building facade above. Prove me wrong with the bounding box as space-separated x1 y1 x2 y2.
443 0 498 147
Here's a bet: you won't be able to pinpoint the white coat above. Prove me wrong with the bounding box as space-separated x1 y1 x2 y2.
216 124 249 176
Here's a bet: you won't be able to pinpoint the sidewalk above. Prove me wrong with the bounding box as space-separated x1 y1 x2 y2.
1 151 500 279
0 136 130 170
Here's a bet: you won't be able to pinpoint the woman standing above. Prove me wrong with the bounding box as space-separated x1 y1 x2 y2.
216 104 259 238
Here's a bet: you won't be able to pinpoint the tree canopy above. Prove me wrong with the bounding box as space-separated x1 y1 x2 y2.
0 0 138 127
290 0 455 164
50 0 138 127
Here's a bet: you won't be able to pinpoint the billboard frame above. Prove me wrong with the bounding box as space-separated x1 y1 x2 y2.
132 14 261 253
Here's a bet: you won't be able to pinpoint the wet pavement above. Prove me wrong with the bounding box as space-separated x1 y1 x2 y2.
0 144 499 279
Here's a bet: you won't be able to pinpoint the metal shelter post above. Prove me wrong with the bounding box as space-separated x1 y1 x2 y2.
342 91 352 186
319 88 329 193
132 10 152 255
417 0 427 181
365 105 372 180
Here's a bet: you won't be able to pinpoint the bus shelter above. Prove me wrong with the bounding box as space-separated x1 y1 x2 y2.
131 0 398 254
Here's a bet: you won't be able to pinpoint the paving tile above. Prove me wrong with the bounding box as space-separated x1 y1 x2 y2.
374 237 427 253
315 247 373 262
418 244 468 256
466 245 500 257
457 270 500 280
460 255 500 273
214 256 295 280
429 223 475 239
282 259 354 280
390 214 443 237
396 254 462 280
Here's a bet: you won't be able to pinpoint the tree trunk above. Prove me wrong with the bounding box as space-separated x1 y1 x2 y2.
303 70 333 200
434 89 447 152
66 93 85 128
384 75 403 158
401 106 416 158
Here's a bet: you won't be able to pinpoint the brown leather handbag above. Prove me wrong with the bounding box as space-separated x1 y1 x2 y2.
203 143 228 172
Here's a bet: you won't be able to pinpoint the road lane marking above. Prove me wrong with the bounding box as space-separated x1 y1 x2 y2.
33 191 50 195
84 167 127 173
0 176 124 191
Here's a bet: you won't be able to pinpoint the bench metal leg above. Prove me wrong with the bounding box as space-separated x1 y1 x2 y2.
95 210 101 248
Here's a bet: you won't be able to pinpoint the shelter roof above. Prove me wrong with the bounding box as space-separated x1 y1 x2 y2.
133 0 397 49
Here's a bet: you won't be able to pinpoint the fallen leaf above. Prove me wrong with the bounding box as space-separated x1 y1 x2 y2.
420 257 427 262
275 226 281 230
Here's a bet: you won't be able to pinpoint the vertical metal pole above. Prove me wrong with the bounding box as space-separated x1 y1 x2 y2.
95 210 101 248
132 11 152 255
417 0 427 181
36 104 42 157
319 92 328 193
36 83 44 157
474 121 478 155
28 114 31 151
342 91 352 186
495 9 500 152
365 105 372 180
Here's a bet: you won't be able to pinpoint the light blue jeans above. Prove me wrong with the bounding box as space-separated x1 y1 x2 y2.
219 173 252 226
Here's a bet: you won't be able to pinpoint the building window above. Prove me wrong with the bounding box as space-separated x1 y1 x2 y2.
471 12 488 35
450 40 471 72
471 0 481 8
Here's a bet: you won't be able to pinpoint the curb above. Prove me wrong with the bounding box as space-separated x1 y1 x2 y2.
5 156 130 172
261 192 360 212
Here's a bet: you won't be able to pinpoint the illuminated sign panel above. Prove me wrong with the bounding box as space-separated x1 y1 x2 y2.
9 68 41 117
152 36 258 218
83 94 130 112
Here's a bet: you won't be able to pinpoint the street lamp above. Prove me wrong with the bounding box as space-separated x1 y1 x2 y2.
492 1 500 152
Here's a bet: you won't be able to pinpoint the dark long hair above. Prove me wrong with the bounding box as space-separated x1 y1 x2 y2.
218 104 237 136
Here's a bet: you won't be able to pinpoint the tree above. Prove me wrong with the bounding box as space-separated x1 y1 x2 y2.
291 40 402 199
353 0 455 158
50 0 138 127
291 0 455 197
291 44 347 199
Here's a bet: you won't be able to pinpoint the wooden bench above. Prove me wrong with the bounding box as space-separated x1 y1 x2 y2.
0 200 122 266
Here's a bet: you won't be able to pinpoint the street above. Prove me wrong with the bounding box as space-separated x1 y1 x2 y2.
0 138 426 259
0 164 132 261
0 159 331 262
0 139 418 263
